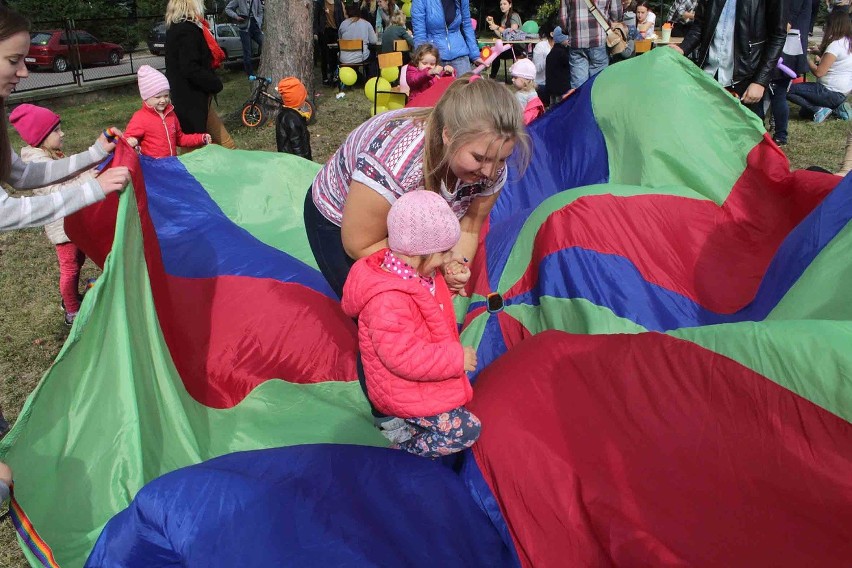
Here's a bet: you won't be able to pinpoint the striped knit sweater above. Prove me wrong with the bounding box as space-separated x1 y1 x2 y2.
2 143 108 231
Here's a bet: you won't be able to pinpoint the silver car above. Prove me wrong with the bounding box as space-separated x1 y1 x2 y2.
213 23 260 61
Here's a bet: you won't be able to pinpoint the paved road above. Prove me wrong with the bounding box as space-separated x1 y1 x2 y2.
16 51 165 93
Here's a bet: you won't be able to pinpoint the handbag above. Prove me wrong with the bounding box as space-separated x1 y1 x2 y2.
582 0 630 56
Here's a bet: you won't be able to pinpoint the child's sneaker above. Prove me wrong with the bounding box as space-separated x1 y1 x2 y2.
814 107 832 123
64 311 77 326
374 416 413 444
834 102 851 120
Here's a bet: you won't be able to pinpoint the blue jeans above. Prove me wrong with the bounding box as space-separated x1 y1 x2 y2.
786 81 847 115
569 46 609 89
443 55 472 76
239 18 264 75
766 78 792 141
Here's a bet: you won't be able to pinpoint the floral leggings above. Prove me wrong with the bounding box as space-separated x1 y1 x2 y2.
393 407 481 458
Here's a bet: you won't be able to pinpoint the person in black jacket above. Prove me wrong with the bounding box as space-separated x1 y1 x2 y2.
164 0 233 148
545 26 572 105
671 0 786 115
315 0 346 85
276 77 312 160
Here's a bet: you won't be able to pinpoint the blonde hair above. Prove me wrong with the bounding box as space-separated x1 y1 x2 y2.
390 9 407 26
411 43 440 67
165 0 205 27
404 77 530 193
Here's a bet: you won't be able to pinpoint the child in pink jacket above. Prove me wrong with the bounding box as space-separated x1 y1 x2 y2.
341 191 480 458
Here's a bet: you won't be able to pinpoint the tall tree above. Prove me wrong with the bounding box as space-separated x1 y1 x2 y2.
259 0 314 95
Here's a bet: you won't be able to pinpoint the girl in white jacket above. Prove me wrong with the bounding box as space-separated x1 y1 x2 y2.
10 104 97 325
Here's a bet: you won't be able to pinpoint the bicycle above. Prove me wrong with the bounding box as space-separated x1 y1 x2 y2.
240 75 316 128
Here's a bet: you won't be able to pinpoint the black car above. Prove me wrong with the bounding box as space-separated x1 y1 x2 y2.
147 21 166 56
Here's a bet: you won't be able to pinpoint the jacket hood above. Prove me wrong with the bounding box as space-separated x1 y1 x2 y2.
341 249 436 318
19 146 52 160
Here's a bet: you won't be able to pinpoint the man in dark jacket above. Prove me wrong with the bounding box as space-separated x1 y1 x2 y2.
546 26 572 104
276 78 312 160
672 0 786 115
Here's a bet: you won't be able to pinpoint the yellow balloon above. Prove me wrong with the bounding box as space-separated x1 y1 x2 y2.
364 77 392 104
375 105 389 115
339 67 358 86
387 100 405 110
364 77 378 102
402 2 412 16
381 66 400 83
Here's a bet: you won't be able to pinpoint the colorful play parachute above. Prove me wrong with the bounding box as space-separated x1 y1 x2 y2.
2 49 852 567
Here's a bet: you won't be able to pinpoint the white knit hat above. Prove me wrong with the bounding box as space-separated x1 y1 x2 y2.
510 58 536 80
387 191 461 256
138 65 170 100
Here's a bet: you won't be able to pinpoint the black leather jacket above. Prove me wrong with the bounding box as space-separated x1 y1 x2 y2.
679 0 786 87
276 108 312 161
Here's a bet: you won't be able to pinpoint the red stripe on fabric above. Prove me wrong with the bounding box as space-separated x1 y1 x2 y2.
164 274 357 408
469 330 852 568
65 145 358 409
495 311 530 349
505 137 839 313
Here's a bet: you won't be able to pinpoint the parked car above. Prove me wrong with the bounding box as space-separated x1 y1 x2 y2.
27 30 124 73
145 21 259 61
147 21 166 56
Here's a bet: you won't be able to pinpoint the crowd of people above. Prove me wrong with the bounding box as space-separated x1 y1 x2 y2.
0 0 851 511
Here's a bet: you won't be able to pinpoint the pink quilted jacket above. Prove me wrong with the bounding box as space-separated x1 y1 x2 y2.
341 250 473 418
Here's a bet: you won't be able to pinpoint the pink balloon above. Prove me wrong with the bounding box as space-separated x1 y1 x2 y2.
470 18 477 30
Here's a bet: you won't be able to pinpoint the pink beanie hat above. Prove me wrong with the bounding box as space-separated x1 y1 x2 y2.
138 65 170 100
387 191 461 256
510 58 536 80
9 104 61 147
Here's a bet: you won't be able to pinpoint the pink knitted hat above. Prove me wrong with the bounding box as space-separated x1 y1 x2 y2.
509 58 536 80
9 104 61 147
387 191 461 256
137 65 170 100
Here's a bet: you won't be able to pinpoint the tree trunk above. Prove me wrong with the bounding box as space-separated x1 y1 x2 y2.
259 0 315 94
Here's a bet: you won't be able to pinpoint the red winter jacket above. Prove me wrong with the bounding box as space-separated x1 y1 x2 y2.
341 250 473 418
523 96 545 125
124 103 207 158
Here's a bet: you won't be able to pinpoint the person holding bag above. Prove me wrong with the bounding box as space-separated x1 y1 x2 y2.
559 0 623 88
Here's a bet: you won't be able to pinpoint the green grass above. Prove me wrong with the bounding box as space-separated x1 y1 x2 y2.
0 65 846 566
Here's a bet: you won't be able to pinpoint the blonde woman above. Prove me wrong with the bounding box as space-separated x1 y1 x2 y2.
305 77 529 298
164 0 235 148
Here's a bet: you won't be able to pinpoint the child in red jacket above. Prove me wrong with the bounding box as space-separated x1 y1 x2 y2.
125 65 210 158
406 43 454 101
341 191 480 458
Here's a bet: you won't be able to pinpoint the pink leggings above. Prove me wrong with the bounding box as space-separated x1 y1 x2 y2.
55 242 86 313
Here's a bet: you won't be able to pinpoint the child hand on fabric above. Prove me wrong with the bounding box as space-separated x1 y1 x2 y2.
463 346 478 372
126 137 139 148
202 134 212 144
0 460 12 503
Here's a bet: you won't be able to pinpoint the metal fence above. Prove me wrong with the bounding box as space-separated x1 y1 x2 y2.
16 14 171 94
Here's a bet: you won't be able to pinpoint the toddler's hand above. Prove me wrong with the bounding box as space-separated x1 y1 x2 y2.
97 127 123 153
202 133 212 144
125 136 139 148
463 346 477 372
0 460 12 487
96 166 131 195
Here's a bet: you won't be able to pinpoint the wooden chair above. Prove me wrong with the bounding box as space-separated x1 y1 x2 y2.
373 51 408 114
337 38 370 89
393 39 410 52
